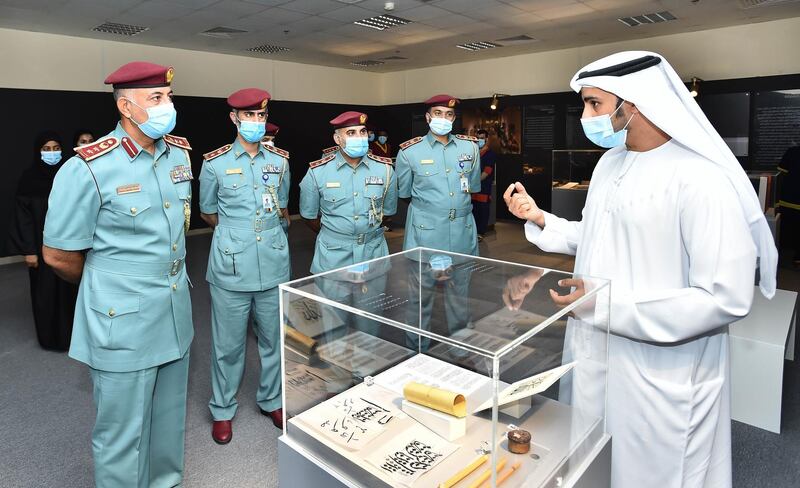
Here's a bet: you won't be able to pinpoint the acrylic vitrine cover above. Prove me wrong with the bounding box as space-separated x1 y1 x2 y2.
551 150 605 190
280 248 610 488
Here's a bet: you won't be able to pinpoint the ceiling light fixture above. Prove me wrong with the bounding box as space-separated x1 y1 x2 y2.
689 77 703 97
354 14 411 31
489 93 509 110
351 60 386 67
457 41 501 51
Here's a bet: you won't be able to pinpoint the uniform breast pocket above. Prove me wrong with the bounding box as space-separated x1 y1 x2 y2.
322 188 349 210
88 290 141 351
222 174 245 197
110 195 152 235
415 168 441 190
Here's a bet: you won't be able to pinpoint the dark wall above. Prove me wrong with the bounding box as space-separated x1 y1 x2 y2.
3 72 799 254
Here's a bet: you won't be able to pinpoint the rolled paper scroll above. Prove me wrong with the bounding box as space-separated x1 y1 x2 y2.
403 381 466 418
285 326 318 356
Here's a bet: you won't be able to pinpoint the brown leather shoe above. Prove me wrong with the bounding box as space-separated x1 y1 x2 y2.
212 420 232 444
260 408 283 429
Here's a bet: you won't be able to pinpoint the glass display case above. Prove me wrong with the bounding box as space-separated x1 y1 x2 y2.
279 248 611 488
551 150 605 221
746 170 781 213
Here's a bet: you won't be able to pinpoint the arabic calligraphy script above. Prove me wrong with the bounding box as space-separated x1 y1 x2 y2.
380 440 443 476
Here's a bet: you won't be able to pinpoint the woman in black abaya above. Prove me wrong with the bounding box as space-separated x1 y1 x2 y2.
7 131 78 351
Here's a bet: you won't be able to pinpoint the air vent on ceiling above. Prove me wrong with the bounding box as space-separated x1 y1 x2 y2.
354 14 412 31
618 11 676 27
740 0 800 7
92 22 149 36
456 41 502 51
247 44 291 54
335 0 365 3
495 34 538 44
381 55 408 60
200 26 248 39
351 60 385 67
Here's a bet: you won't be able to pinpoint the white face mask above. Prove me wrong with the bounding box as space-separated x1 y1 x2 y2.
429 117 453 136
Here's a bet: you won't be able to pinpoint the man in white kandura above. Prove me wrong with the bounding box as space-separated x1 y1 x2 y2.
504 51 778 488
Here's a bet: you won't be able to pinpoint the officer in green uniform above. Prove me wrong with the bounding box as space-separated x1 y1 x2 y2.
199 88 290 444
395 94 481 348
42 61 194 488
299 111 397 337
300 111 397 274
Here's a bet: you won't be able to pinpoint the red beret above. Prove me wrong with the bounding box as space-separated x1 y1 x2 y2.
227 88 271 110
104 61 174 88
424 94 460 108
330 111 368 129
266 123 280 136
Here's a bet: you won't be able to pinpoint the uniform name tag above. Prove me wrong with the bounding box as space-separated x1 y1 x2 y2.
263 164 282 173
421 159 434 165
326 182 341 188
459 154 473 162
365 176 384 185
225 168 243 175
170 165 193 183
116 183 141 195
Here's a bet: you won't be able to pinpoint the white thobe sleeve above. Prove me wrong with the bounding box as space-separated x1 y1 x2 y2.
610 178 757 343
524 211 582 256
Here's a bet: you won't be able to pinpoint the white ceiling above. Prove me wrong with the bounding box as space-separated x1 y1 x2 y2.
0 0 799 72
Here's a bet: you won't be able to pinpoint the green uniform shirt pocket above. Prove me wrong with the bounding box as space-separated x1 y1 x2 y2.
110 195 152 235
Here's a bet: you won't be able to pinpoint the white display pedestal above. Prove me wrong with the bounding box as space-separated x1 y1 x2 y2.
278 434 611 488
729 287 798 433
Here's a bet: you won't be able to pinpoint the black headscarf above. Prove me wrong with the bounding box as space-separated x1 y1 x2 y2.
17 130 65 198
72 128 95 150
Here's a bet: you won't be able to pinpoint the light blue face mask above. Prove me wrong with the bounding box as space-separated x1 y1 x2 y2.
377 136 387 145
237 118 266 143
41 150 61 165
127 99 177 139
580 102 635 149
342 136 369 158
429 117 453 136
368 133 375 142
477 139 486 149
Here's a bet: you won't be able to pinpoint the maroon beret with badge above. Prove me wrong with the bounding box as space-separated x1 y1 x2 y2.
330 111 368 129
266 123 280 136
104 61 174 88
424 94 460 108
227 88 271 110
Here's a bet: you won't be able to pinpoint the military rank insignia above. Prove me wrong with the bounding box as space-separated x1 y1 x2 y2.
365 176 384 185
170 165 193 183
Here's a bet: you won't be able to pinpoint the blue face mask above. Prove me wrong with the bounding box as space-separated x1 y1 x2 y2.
429 117 453 136
580 102 634 149
237 118 266 143
41 151 61 165
377 136 387 145
477 139 486 149
128 100 177 140
368 133 375 142
342 136 369 158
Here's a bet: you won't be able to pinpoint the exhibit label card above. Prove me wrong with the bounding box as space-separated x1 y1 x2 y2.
375 354 490 397
474 361 577 413
365 423 458 487
308 392 399 451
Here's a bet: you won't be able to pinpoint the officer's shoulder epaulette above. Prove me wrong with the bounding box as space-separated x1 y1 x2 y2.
164 134 192 150
203 144 232 161
74 136 120 162
264 144 289 159
321 146 338 155
399 136 423 150
455 134 478 142
309 153 336 169
367 152 393 164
